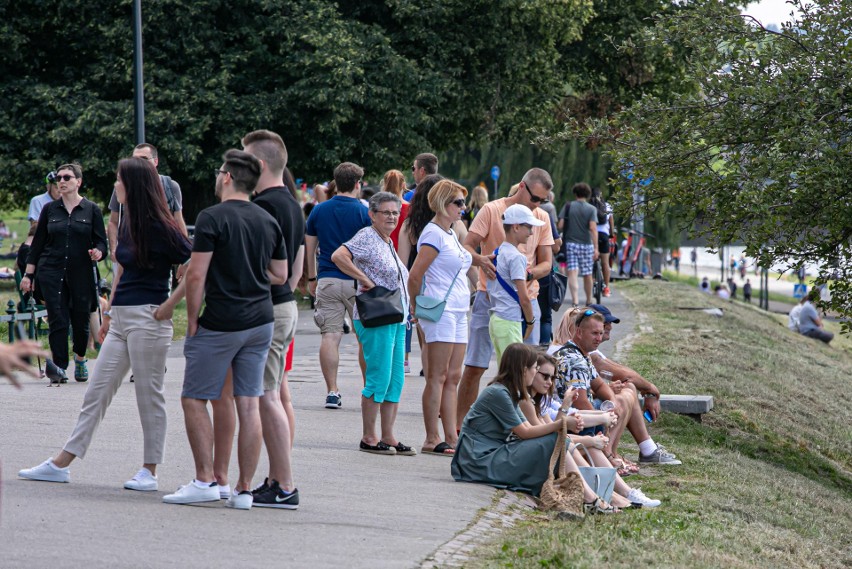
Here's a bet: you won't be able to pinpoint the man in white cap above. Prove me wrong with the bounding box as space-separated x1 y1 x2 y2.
487 204 545 361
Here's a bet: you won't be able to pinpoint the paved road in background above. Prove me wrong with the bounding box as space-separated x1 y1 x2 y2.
1 291 635 568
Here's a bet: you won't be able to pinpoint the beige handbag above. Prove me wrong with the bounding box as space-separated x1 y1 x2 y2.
538 418 584 519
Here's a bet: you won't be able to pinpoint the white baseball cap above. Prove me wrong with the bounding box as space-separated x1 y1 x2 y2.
502 204 546 226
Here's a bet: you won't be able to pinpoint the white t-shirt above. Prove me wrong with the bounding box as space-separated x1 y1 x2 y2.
596 202 613 235
417 222 472 312
487 242 528 321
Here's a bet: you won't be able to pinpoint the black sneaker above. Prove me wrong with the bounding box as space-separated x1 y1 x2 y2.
251 477 270 496
252 479 299 510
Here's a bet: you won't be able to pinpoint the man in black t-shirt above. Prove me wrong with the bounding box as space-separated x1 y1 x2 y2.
163 149 291 510
241 129 303 508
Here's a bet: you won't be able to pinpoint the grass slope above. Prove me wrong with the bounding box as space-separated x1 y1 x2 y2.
468 280 851 569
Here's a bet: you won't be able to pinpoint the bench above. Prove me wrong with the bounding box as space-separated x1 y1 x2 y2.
640 395 714 423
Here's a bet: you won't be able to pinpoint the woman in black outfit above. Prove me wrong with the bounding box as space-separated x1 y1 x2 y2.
21 163 107 383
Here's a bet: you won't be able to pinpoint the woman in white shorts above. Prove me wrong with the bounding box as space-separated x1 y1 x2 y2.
407 180 475 456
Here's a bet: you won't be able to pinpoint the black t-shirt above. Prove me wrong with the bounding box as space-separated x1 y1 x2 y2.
252 186 305 304
192 200 286 332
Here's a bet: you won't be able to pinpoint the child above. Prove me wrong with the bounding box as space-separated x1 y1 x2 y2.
487 204 545 361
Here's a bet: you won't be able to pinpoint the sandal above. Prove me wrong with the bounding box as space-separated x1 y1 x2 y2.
609 454 640 475
421 441 455 456
584 497 621 515
386 441 417 456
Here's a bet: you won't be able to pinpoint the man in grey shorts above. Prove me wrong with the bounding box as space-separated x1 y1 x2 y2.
163 149 290 510
305 162 371 409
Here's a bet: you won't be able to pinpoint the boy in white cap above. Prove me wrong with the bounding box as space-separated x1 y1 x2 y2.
487 204 546 360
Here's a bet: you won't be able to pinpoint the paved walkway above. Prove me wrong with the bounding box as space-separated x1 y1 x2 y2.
0 290 635 568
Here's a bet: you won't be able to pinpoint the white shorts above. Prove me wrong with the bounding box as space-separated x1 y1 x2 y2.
419 310 469 344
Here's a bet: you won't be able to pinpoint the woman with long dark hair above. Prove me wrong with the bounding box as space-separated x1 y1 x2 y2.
19 157 192 491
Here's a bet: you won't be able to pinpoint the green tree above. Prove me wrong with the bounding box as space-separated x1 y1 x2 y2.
0 0 593 216
560 0 852 319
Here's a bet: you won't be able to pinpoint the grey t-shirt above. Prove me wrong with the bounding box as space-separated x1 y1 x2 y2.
487 242 528 321
798 302 820 334
560 200 598 244
108 174 183 213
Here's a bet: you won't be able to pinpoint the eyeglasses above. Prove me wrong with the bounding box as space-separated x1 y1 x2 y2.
55 174 76 182
449 198 466 208
575 309 596 327
524 183 549 204
411 166 417 172
536 370 555 382
376 210 400 218
215 169 230 178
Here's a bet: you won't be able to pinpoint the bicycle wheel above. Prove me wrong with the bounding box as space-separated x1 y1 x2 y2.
593 260 604 304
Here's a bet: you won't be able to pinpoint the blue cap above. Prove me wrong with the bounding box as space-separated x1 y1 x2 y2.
588 304 620 324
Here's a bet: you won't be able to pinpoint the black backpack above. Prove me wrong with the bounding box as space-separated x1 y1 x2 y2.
588 196 609 226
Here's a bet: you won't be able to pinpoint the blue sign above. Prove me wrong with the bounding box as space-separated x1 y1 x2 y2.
793 284 807 298
490 166 500 181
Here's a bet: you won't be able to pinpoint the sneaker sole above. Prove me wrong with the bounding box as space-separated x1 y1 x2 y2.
324 402 341 409
163 496 220 505
639 459 682 465
124 484 159 492
252 502 299 510
19 474 69 483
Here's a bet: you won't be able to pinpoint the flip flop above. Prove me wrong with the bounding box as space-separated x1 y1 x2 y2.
422 442 455 456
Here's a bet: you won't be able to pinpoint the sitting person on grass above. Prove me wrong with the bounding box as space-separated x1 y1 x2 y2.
451 343 582 499
520 352 660 510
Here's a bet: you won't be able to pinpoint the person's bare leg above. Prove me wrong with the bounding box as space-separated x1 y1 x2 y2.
259 388 295 491
233 395 263 492
279 372 296 449
583 274 593 305
567 268 580 305
319 332 343 393
440 344 466 447
361 395 380 445
423 342 451 451
605 387 635 458
211 371 235 487
456 365 486 427
182 397 215 482
358 341 366 386
379 401 398 445
601 253 611 288
52 449 76 469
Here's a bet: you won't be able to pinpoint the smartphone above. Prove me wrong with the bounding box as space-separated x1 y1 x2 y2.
643 410 654 423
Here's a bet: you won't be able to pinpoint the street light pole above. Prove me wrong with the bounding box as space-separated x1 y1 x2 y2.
132 0 145 144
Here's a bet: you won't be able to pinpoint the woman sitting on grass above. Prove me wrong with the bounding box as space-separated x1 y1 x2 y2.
521 352 661 510
451 343 600 502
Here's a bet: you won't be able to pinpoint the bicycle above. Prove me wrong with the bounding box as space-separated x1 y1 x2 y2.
592 259 604 304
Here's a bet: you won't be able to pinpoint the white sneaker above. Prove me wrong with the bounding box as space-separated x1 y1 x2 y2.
218 484 232 500
162 480 220 504
124 468 158 491
627 487 661 508
225 490 253 510
403 361 411 374
18 459 70 483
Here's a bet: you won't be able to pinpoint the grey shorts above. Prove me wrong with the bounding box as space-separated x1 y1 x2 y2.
463 290 541 368
263 301 299 391
182 322 274 400
314 277 356 334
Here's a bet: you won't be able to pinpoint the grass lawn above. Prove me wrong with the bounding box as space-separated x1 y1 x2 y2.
466 279 851 568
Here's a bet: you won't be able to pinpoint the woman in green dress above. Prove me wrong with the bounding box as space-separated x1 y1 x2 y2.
451 343 574 496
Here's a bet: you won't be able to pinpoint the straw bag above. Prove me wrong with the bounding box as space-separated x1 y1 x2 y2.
538 418 584 519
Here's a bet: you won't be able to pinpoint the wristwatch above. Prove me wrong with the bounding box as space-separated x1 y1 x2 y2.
526 319 536 326
644 393 658 399
308 277 317 282
526 271 534 281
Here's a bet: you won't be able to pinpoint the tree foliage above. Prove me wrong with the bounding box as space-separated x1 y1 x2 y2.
556 0 852 319
0 0 594 215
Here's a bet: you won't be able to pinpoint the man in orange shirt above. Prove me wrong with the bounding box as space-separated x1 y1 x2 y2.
455 168 555 427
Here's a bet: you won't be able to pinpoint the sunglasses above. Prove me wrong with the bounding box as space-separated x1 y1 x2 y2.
449 198 466 208
215 169 230 178
55 174 76 182
524 183 549 204
575 308 597 327
536 370 555 382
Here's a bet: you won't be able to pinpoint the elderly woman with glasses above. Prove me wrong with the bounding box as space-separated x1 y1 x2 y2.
406 180 476 456
331 191 414 456
21 163 107 383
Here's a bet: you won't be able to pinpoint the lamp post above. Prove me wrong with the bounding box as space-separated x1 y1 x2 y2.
132 0 145 144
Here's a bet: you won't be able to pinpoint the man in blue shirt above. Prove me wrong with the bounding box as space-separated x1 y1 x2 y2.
799 290 833 344
305 162 371 409
403 152 438 202
27 172 60 226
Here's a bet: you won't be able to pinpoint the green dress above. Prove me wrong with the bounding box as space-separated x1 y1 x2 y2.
451 384 558 496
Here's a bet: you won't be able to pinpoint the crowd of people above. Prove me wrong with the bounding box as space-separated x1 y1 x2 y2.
8 138 682 516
